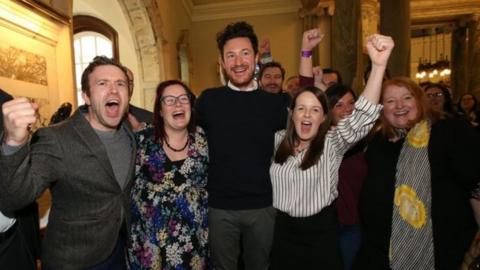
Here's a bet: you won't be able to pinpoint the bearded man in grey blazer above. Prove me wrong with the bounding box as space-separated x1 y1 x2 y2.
0 56 136 270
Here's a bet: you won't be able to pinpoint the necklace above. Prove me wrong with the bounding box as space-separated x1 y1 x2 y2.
164 137 189 152
295 146 306 155
294 141 309 154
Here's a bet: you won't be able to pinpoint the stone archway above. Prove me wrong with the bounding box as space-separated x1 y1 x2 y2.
117 0 165 109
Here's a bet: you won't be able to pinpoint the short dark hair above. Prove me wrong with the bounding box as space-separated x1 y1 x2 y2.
274 86 332 170
424 83 455 115
216 21 258 59
457 92 478 114
325 84 357 109
322 68 343 85
153 80 196 143
80 56 129 95
259 61 286 80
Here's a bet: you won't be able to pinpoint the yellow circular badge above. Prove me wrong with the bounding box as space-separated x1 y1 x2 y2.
406 120 430 148
394 184 427 229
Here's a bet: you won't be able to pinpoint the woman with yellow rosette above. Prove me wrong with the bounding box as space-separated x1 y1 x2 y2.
354 77 480 270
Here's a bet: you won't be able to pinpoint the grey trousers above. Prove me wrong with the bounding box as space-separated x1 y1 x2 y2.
208 206 276 270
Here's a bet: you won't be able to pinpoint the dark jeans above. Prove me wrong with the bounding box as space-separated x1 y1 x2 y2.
0 222 37 270
339 224 361 270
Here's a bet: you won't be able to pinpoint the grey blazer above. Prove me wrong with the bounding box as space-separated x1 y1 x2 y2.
0 106 136 269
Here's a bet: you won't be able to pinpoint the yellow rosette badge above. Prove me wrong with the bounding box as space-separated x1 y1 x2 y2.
394 184 427 229
406 120 430 148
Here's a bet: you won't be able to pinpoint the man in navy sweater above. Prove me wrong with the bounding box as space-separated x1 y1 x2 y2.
196 21 288 270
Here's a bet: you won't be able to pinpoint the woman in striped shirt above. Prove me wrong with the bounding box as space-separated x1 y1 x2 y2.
268 29 394 270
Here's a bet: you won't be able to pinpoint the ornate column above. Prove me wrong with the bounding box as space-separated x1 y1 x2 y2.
451 24 468 99
299 0 335 67
332 0 360 87
467 14 480 99
352 0 380 92
380 0 410 77
118 0 165 110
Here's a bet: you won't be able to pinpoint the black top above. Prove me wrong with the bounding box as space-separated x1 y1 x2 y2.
355 118 480 270
195 86 288 210
0 89 40 265
130 104 154 124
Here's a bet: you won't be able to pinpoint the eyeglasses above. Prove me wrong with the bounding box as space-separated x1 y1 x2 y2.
426 92 444 98
161 94 190 106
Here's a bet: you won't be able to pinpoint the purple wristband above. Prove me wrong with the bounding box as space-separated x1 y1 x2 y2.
301 50 312 57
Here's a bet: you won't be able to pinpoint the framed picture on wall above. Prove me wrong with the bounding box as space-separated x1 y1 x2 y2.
0 15 58 127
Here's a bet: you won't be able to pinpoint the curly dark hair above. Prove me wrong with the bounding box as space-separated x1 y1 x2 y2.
216 21 258 59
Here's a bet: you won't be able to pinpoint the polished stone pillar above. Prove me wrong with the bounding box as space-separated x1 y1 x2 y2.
299 0 335 67
332 0 360 87
302 13 320 66
451 25 468 99
352 0 379 92
380 0 410 77
318 16 332 68
467 16 480 99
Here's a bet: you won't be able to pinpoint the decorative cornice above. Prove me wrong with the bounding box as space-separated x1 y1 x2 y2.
181 0 480 24
411 0 480 21
184 0 301 22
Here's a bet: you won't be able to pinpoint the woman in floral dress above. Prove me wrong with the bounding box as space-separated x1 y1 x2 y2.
128 80 210 270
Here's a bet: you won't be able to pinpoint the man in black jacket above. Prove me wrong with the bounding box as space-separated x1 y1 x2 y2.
0 88 40 269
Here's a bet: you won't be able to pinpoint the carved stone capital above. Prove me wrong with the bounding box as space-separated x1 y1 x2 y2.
299 0 335 18
361 0 379 49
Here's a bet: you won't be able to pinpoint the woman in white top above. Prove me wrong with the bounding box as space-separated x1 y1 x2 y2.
269 29 394 270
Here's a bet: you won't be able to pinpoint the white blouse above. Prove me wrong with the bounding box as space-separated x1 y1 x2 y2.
269 95 382 217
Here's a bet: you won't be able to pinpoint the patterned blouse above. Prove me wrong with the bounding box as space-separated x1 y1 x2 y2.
128 126 210 270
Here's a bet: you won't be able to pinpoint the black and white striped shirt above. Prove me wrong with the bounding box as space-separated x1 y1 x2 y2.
269 96 382 217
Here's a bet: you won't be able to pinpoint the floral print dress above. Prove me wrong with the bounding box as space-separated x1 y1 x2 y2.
128 126 210 270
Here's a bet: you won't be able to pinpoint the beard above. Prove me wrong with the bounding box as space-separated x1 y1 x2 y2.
225 66 255 89
263 84 282 93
